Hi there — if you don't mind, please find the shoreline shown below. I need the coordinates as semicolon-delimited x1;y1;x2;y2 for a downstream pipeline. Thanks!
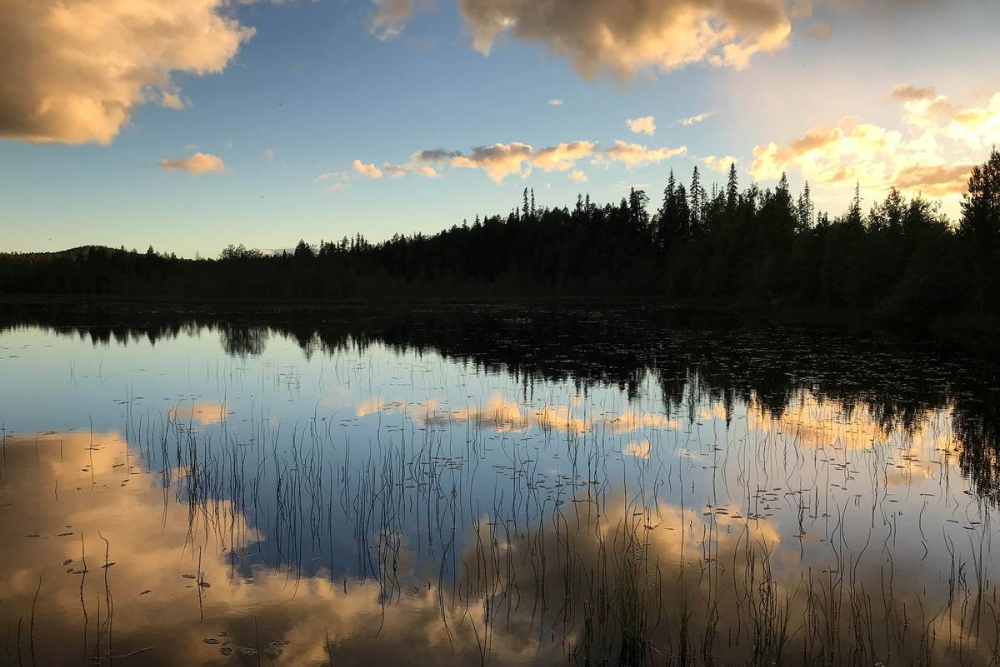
1;294;997;351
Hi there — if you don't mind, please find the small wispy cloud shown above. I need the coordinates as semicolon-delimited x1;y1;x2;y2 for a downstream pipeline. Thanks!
548;98;565;106
678;111;716;126
810;23;832;40
314;171;349;183
369;0;414;41
161;91;185;110
263;148;275;161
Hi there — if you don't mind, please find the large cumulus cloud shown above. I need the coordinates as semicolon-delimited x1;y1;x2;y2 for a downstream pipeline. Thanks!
0;0;254;145
456;0;793;78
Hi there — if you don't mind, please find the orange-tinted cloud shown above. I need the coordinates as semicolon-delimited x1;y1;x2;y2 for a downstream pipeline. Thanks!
449;143;535;183
0;0;253;145
626;116;657;136
352;159;384;179
532;141;597;172
457;0;792;79
700;155;739;173
751;87;1000;200
159;152;226;175
369;0;415;41
595;140;688;169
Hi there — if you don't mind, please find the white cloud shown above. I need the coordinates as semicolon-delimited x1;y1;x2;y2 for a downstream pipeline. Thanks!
548;99;565;106
370;0;415;41
0;0;254;145
159;152;226;175
626;116;657;136
352;159;384;179
314;171;350;183
264;148;276;161
457;0;792;79
382;162;440;178
679;111;716;126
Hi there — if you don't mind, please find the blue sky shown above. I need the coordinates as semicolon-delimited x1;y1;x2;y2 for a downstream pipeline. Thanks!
1;0;999;256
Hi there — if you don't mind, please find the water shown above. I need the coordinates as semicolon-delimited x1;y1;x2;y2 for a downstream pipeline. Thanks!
1;305;999;666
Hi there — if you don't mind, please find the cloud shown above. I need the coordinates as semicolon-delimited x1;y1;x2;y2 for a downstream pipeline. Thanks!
264;148;276;161
168;402;227;426
0;0;254;145
548;99;565;106
457;0;793;79
326;183;350;192
569;170;588;183
700;155;739;173
314;171;350;183
404;139;686;182
159;152;226;175
161;92;186;111
413;149;464;163
894;163;974;197
449;143;535;183
809;22;832;39
751;121;901;185
383;163;409;178
533;141;596;172
352;159;384;179
626;116;657;136
892;84;937;101
382;162;439;178
750;86;1000;200
369;0;415;41
679;111;716;126
595;140;688;169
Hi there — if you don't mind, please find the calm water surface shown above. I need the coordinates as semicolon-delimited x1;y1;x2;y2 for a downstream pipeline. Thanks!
1;307;999;666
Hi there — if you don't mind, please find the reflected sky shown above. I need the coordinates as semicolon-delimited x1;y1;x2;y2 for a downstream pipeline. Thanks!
1;316;998;666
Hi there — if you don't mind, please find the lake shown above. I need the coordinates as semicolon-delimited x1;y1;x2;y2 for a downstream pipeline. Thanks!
1;305;999;666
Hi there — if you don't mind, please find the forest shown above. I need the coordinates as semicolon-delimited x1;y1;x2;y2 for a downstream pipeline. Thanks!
1;149;998;327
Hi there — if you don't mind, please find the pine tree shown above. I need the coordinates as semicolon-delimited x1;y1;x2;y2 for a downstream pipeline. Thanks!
960;147;1000;309
797;181;814;230
656;170;678;255
847;182;863;228
726;163;739;215
961;147;1000;241
690;166;703;236
675;184;690;240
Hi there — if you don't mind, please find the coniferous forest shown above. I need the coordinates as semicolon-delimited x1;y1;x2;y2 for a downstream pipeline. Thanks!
2;149;999;327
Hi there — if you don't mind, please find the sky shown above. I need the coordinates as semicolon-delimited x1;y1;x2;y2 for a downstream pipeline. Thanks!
1;0;999;257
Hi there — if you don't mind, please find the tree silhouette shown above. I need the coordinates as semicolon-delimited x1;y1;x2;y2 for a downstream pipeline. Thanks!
1;151;998;327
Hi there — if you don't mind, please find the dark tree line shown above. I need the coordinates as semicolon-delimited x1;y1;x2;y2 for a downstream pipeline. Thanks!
2;149;999;325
